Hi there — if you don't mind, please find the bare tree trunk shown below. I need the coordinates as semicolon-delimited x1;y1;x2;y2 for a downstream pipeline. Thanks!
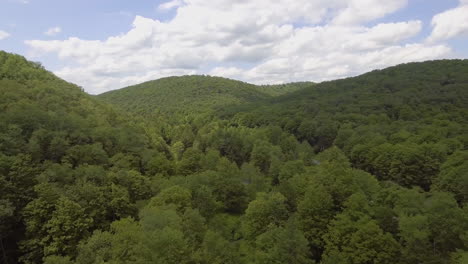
0;237;8;264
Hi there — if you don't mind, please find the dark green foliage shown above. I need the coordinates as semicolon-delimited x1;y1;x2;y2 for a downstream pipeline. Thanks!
432;150;468;204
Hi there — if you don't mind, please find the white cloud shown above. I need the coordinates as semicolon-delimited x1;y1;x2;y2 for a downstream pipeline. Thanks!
8;0;29;4
44;26;62;36
26;0;453;94
158;0;184;11
427;2;468;42
332;0;408;25
0;30;10;40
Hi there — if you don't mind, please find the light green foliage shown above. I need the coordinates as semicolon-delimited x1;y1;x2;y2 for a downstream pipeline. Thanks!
397;191;468;263
297;184;334;259
197;230;240;264
242;192;289;239
254;220;313;264
76;218;145;264
144;227;191;264
97;75;302;117
451;251;468;264
323;194;401;264
149;185;193;212
0;51;160;263
139;206;182;232
21;197;92;262
108;170;152;202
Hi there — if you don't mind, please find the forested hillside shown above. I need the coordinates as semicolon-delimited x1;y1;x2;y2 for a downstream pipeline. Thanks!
1;51;467;264
255;81;314;96
97;76;313;117
0;51;170;264
226;60;468;192
98;76;268;116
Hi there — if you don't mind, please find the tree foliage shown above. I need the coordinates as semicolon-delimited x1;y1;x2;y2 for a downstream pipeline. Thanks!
1;51;467;264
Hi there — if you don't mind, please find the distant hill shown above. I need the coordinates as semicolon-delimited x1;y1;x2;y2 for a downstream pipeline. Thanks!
97;75;311;116
230;60;468;123
256;82;314;96
227;59;468;189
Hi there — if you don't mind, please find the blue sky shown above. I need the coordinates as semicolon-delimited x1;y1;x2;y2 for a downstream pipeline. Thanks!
0;0;175;67
1;0;467;94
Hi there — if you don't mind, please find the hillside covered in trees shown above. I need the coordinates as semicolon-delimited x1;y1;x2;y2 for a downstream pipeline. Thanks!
1;51;467;264
97;76;312;117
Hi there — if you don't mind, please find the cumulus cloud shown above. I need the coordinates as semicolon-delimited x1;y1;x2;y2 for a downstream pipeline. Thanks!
0;30;10;40
44;27;62;36
26;0;453;94
158;0;184;11
332;0;408;25
427;1;468;42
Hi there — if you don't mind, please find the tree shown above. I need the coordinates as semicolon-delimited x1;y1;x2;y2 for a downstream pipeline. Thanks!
212;174;249;214
21;197;91;262
63;143;109;168
242;192;289;239
297;184;334;260
43;198;92;257
432;151;468;204
149;185;192;213
323;194;401;264
250;141;279;174
144;227;191;264
197;230;240;264
254;219;313;264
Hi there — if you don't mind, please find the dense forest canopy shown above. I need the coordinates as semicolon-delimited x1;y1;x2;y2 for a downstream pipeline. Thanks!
97;75;313;118
0;50;467;264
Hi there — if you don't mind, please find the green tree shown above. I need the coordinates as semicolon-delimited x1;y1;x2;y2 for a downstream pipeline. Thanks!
432;151;468;204
242;192;289;239
323;194;401;264
149;185;192;213
297;184;334;259
197;230;240;264
254;219;313;264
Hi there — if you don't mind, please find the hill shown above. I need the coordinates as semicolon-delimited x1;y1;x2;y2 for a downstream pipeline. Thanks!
0;51;169;264
255;81;314;96
97;75;271;116
97;76;313;116
227;60;468;190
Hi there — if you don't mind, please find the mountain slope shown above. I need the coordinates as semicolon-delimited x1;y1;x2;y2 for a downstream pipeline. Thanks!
97;75;273;115
227;59;468;190
256;81;314;96
0;51;167;264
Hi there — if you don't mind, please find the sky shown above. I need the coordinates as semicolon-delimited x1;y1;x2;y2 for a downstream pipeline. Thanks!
1;0;468;94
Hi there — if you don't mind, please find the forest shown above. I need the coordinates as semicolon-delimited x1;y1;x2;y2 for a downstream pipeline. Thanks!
0;50;467;264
